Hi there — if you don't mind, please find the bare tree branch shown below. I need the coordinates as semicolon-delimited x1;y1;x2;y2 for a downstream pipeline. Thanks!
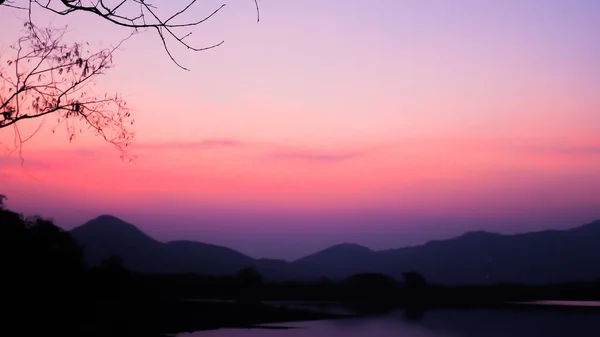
1;0;261;71
1;22;135;159
0;0;27;10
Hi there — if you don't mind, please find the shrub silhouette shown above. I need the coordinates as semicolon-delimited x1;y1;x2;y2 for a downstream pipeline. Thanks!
1;208;86;336
402;271;428;288
402;271;429;308
235;266;263;306
345;273;399;312
0;206;160;336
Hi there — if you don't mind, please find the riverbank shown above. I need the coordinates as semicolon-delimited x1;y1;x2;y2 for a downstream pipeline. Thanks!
160;298;600;336
156;300;352;335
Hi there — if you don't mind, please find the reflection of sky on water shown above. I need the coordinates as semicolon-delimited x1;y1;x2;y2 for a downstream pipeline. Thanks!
178;306;600;337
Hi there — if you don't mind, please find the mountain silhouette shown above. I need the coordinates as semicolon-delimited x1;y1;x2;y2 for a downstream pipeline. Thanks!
71;216;600;284
71;215;162;271
71;215;254;275
293;243;378;280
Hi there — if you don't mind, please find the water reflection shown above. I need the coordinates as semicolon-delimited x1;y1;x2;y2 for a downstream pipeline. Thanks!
425;308;600;337
178;306;600;337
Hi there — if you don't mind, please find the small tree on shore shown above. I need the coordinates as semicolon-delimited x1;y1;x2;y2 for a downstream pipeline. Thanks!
402;271;428;288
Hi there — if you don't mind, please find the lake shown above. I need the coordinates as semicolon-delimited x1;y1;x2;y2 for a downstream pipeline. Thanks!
177;305;600;337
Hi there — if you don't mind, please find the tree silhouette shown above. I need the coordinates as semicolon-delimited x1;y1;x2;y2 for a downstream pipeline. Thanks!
402;271;428;288
236;266;263;284
1;0;260;71
1;204;88;335
0;202;163;335
402;271;428;308
345;273;399;312
236;266;263;305
0;194;6;209
0;210;84;275
0;22;134;156
97;254;127;273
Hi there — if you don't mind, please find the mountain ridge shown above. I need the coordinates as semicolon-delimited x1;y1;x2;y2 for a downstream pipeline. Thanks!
70;215;600;284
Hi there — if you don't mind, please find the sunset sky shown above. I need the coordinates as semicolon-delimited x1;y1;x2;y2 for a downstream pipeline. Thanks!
1;0;599;259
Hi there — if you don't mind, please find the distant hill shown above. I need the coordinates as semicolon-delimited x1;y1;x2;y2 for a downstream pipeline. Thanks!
71;215;254;276
71;216;600;284
70;215;164;271
373;221;600;284
293;243;378;280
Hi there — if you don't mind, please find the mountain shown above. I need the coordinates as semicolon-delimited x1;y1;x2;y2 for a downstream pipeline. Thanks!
162;240;254;276
376;222;600;284
70;216;600;285
293;243;378;280
71;215;254;276
70;215;164;271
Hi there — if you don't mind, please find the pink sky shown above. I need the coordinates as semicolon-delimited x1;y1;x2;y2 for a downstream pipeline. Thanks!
1;1;600;259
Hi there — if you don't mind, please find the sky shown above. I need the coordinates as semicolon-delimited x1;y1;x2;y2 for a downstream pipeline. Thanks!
1;0;599;260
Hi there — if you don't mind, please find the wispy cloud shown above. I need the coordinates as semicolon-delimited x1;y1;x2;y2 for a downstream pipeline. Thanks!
136;138;382;164
0;155;55;169
0;155;59;183
516;143;600;156
1;137;387;173
544;145;600;156
74;148;100;157
268;149;368;163
135;138;244;151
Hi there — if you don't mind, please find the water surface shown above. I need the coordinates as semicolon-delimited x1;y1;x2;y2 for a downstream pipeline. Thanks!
520;300;600;307
178;308;600;337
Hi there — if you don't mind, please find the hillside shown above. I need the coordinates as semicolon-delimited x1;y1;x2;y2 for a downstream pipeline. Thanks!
71;215;254;276
71;216;600;284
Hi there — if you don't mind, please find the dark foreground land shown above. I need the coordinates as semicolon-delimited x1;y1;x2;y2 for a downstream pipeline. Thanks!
3;206;600;336
1;207;345;336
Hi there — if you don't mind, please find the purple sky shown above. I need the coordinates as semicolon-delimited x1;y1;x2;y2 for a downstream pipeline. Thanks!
1;0;600;259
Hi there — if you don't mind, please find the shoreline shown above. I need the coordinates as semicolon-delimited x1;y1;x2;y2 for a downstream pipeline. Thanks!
161;299;600;335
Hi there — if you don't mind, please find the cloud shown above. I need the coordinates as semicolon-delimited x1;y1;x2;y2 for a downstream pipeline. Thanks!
0;155;55;169
517;143;600;156
135;138;244;151
268;149;367;163
134;138;377;164
1;137;387;172
264;141;393;164
74;148;99;157
547;146;600;156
